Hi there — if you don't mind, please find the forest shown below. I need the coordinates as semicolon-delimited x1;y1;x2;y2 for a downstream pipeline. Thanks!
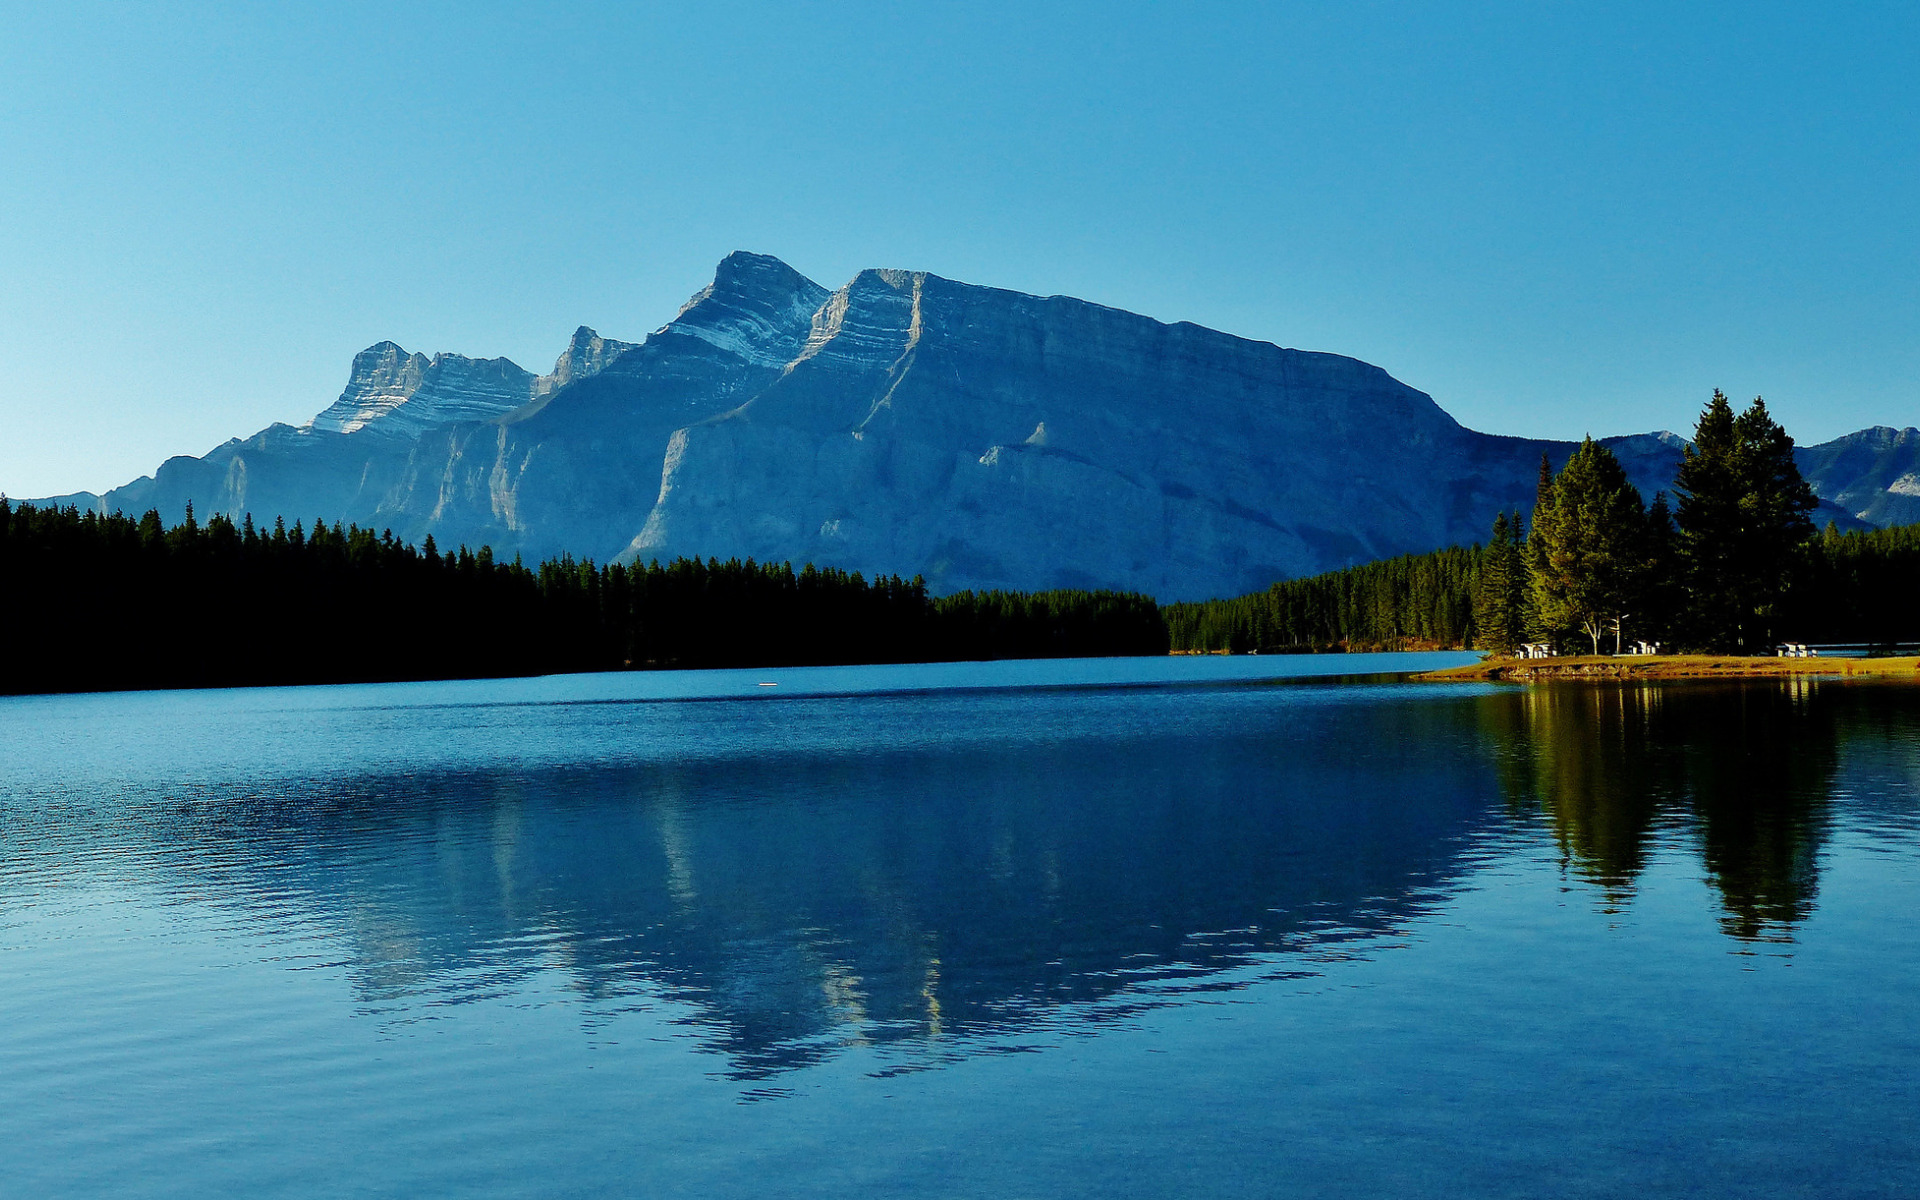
1167;518;1920;656
0;500;1165;695
1168;393;1920;656
1163;546;1482;654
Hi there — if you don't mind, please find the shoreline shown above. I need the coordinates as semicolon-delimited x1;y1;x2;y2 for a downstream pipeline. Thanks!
1418;654;1920;683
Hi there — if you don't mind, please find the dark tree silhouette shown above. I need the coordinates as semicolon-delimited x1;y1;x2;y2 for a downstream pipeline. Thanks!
1674;392;1818;651
1472;511;1529;655
0;499;1168;696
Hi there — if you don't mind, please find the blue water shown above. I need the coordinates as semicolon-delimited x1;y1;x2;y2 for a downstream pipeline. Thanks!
4;653;1918;1198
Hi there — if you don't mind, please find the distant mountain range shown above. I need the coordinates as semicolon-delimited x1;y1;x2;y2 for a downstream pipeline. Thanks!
30;252;1920;600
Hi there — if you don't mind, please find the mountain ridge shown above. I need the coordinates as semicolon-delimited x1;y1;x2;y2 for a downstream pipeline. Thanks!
24;252;1910;600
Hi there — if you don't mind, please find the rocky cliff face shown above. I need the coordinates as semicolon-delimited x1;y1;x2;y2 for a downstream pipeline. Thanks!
533;327;642;399
33;253;1917;599
632;268;1493;595
308;344;538;440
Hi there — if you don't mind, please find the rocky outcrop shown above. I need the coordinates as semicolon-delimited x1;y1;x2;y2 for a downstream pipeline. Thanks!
371;252;833;558
533;327;640;399
30;253;1919;599
308;344;537;440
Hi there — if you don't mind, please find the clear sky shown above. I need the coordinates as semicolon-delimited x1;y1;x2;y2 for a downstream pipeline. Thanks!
3;1;1915;498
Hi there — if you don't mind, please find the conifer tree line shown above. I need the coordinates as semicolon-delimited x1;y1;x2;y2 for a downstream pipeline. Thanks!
1170;392;1920;656
1163;546;1481;654
0;500;1166;696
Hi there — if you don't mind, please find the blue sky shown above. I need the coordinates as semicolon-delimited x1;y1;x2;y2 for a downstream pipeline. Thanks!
3;1;1915;497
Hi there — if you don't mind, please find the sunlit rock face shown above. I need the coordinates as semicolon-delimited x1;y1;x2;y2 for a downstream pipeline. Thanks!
382;252;833;559
308;344;537;440
32;253;1913;598
632;268;1504;596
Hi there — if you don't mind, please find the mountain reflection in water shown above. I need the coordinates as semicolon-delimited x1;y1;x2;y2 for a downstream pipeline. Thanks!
96;693;1495;1077
2;672;1911;1080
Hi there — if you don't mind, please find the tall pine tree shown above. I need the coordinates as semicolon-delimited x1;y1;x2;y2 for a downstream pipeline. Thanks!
1673;392;1817;651
1530;439;1651;654
1638;493;1679;649
1473;510;1529;654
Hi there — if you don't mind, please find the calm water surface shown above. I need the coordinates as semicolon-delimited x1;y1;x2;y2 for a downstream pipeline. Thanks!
3;653;1917;1198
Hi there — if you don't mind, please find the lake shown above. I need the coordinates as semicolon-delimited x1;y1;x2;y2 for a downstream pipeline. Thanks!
4;653;1917;1198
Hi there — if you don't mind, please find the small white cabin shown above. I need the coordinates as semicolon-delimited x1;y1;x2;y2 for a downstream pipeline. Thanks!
1517;643;1556;659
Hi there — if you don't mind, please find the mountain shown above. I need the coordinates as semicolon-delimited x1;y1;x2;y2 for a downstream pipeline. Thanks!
25;253;1911;600
1797;427;1920;530
308;344;533;439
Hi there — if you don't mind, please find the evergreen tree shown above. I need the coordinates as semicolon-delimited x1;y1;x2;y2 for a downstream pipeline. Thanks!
1529;438;1650;654
1673;392;1817;650
1525;455;1554;641
1473;511;1512;652
1503;509;1533;649
1638;493;1679;648
1473;511;1528;654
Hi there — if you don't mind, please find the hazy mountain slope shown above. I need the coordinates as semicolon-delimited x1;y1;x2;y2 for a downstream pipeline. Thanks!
1798;426;1920;529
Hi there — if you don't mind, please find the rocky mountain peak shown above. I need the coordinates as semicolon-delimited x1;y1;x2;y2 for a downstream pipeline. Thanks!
535;326;640;397
661;252;830;368
796;269;923;369
307;341;535;440
1840;426;1918;448
1798;424;1920;527
710;250;818;295
308;342;432;435
352;341;430;381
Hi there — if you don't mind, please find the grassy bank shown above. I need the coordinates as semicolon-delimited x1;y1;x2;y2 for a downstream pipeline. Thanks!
1419;654;1920;683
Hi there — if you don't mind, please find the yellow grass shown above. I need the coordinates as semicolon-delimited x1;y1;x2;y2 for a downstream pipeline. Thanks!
1419;654;1920;683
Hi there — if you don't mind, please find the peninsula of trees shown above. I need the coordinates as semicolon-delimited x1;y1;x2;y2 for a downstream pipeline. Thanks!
1168;393;1920;656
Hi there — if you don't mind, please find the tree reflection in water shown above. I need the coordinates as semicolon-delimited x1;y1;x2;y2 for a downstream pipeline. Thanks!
1482;679;1840;940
